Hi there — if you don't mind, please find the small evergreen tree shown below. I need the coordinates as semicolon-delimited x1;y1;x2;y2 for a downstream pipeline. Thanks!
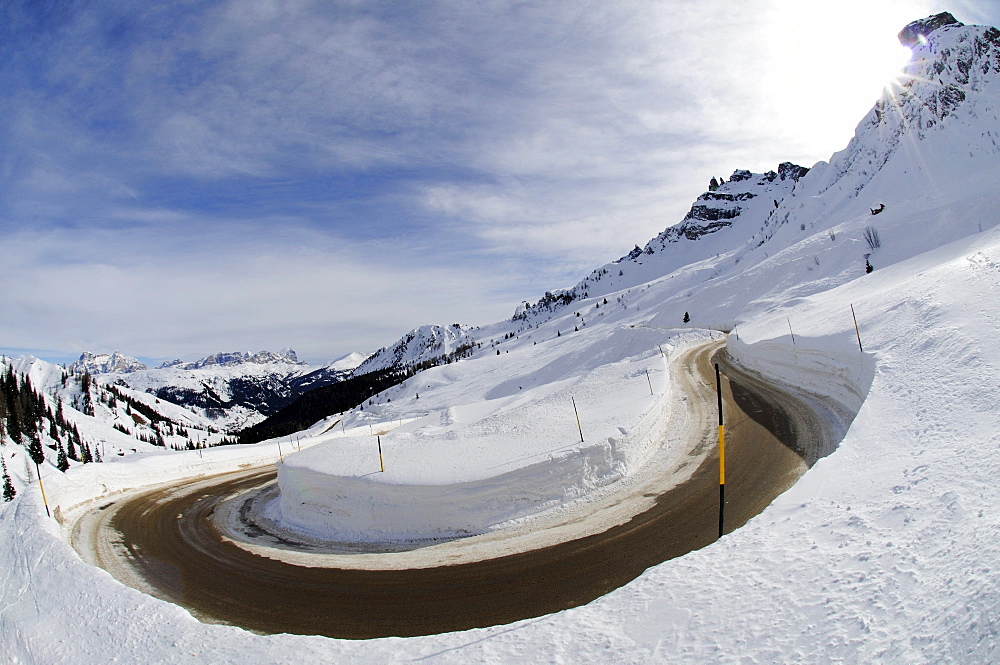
683;311;691;323
28;434;45;466
1;454;14;502
57;441;69;472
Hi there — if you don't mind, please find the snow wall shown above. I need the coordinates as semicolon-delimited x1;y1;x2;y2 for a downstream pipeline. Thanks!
272;338;698;543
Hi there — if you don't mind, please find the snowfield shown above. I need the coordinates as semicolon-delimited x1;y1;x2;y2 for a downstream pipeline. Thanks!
3;13;1000;664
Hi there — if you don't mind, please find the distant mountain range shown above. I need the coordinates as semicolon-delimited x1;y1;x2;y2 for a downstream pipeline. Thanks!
67;348;364;430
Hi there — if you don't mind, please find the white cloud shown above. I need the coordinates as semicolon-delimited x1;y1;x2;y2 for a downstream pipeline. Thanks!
0;222;519;363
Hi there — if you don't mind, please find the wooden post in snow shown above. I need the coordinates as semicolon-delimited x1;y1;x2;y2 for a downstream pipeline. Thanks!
572;397;584;443
851;304;863;352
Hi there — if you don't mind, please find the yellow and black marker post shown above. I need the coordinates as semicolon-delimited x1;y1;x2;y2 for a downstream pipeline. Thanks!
378;435;384;472
715;363;725;538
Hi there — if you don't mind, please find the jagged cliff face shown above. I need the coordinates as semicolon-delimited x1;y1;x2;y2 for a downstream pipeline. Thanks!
642;162;809;251
158;348;302;370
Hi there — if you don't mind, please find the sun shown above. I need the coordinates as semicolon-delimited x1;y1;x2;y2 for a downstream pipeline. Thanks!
761;3;927;152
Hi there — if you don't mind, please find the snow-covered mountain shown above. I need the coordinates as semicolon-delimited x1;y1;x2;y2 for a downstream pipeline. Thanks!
69;351;147;374
158;348;303;370
355;324;477;373
2;354;228;463
78;348;363;431
5;12;1000;664
513;160;811;325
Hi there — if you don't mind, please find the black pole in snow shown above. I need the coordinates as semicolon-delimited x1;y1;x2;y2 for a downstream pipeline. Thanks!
715;363;725;538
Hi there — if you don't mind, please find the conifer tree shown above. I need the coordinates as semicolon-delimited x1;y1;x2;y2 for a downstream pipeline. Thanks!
683;311;691;323
28;433;45;466
57;441;69;472
1;454;14;502
67;435;78;462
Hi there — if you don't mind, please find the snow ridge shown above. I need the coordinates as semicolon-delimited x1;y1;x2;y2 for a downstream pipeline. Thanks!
159;348;303;370
355;324;477;373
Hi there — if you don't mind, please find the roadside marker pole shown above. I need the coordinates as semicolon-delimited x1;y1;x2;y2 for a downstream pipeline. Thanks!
277;441;283;462
572;397;584;443
377;435;384;472
850;304;863;352
35;463;51;518
645;369;654;395
787;318;796;347
715;363;725;538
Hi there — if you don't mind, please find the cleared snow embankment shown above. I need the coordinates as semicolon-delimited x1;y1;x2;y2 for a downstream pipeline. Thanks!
273;330;706;542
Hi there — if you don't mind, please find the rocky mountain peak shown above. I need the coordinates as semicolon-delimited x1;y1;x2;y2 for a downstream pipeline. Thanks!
158;349;303;370
898;12;963;48
69;351;147;375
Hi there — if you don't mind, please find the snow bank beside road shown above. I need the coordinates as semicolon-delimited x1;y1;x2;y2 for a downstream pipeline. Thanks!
274;330;701;542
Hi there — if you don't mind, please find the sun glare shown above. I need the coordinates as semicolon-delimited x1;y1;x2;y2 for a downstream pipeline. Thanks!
762;3;929;154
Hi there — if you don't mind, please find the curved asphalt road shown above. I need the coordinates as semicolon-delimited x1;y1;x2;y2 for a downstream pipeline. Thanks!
74;342;839;639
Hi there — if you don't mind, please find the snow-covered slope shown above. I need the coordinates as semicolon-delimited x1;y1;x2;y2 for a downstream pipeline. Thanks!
3;12;1000;664
513;162;810;325
355;324;478;373
0;354;230;492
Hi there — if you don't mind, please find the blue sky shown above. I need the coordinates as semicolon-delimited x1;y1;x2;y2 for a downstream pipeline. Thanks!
3;0;997;365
